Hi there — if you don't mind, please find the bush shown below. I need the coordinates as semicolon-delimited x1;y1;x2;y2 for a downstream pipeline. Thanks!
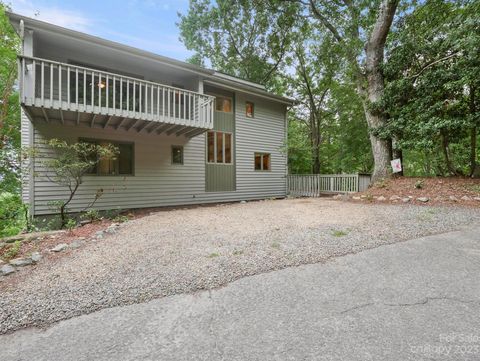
81;209;101;222
0;192;26;237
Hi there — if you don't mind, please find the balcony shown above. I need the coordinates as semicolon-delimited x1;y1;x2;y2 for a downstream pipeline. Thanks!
18;56;215;137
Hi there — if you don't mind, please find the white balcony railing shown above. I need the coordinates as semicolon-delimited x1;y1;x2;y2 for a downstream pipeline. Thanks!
18;56;215;130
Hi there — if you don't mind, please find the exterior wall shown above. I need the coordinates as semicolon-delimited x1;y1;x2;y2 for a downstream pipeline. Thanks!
20;109;32;207
25;90;287;215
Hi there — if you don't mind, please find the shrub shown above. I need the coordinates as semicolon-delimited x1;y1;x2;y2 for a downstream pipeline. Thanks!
82;209;101;222
3;240;22;260
0;192;26;237
414;180;424;189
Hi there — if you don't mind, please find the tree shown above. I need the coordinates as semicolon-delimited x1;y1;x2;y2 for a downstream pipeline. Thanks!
299;0;400;181
178;0;298;87
0;3;21;193
41;139;118;227
383;0;480;176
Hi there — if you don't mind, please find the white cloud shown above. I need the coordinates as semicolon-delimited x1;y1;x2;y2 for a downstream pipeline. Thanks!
8;0;92;31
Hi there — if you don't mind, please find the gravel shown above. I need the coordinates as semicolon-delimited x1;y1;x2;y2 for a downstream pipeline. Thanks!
1;198;480;334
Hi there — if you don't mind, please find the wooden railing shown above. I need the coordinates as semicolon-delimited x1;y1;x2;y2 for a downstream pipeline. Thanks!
287;174;371;196
18;56;215;129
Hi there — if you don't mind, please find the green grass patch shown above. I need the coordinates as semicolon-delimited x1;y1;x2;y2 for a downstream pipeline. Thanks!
207;252;220;258
271;242;280;249
332;230;349;237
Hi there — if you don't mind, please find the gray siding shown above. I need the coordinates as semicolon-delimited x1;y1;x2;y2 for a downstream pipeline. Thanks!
26;90;287;215
20;109;32;207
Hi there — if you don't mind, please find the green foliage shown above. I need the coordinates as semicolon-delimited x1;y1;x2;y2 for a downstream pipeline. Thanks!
414;180;424;189
383;0;480;176
0;3;21;194
0;192;26;237
332;230;348;237
81;209;101;222
3;240;22;260
41;139;119;227
112;214;130;223
65;218;77;231
178;0;299;88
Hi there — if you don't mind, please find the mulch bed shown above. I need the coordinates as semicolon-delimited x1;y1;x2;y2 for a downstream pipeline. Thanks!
353;176;480;207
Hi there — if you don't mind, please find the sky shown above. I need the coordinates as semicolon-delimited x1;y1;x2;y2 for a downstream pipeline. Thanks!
7;0;194;61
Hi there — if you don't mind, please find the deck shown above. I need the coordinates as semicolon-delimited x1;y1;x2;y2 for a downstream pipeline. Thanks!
18;56;215;137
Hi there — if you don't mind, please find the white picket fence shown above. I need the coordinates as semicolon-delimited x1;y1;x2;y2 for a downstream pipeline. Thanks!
287;174;371;197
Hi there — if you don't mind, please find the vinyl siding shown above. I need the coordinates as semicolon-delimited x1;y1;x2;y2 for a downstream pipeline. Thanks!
20;109;32;207
26;90;287;215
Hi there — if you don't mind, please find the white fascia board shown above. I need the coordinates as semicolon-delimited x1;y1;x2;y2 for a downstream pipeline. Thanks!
204;79;295;105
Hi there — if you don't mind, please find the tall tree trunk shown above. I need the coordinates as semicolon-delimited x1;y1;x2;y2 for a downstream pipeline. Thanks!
312;136;321;174
470;127;478;177
441;132;456;176
469;85;479;177
360;0;398;182
308;0;398;181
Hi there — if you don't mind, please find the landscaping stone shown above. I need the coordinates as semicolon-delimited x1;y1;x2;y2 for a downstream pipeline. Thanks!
240;200;247;204
402;198;411;203
31;252;42;263
9;258;33;267
70;241;82;249
449;196;458;202
80;220;92;226
352;196;361;200
105;226;118;234
1;264;16;276
95;231;104;239
417;197;429;203
389;195;401;201
474;197;480;202
461;195;472;201
377;196;386;201
51;243;68;252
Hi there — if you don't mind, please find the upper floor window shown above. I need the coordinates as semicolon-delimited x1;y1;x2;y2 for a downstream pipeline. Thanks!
215;96;232;113
246;102;254;118
80;138;134;176
207;131;232;164
254;153;270;171
172;145;184;165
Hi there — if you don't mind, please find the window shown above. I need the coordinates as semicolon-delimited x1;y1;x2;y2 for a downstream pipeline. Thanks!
246;101;254;118
254;153;270;171
80;138;134;176
171;145;184;165
215;96;232;113
207;131;232;164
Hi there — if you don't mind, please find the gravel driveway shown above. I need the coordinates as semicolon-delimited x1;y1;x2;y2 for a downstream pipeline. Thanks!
1;198;480;334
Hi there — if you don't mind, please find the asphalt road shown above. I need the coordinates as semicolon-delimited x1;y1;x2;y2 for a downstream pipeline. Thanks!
1;225;480;361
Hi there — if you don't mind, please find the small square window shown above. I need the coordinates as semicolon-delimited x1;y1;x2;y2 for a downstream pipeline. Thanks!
254;153;271;171
246;102;254;118
172;145;184;165
215;96;232;113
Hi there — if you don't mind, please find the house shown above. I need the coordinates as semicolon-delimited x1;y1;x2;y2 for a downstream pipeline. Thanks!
7;12;293;216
